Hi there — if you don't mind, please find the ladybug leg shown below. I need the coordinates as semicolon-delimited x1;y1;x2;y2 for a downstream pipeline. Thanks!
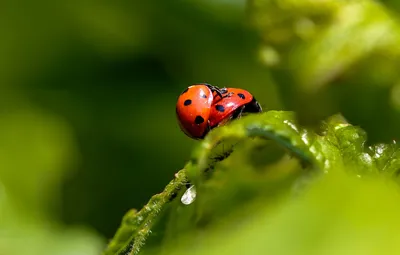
231;101;261;122
200;120;212;139
204;83;228;99
231;105;246;120
222;92;234;98
216;90;234;100
213;87;229;100
204;83;221;93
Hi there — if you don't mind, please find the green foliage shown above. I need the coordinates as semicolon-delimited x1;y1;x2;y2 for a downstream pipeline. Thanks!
0;104;104;255
4;0;400;254
105;110;400;254
250;0;400;142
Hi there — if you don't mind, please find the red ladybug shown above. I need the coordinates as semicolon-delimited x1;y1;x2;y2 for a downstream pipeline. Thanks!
209;88;262;128
176;84;227;139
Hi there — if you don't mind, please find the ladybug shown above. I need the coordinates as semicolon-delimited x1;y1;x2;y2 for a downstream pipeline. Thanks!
176;84;227;139
209;87;262;128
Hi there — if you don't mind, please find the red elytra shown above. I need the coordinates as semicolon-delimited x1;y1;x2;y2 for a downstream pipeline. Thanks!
209;88;262;128
176;84;262;140
176;84;226;139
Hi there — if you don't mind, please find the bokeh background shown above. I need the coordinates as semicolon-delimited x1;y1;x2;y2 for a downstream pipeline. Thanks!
3;0;400;254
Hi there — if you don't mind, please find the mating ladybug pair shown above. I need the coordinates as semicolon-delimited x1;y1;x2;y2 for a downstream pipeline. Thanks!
176;83;262;139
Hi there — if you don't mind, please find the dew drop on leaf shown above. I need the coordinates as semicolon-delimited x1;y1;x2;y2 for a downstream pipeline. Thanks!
181;185;196;205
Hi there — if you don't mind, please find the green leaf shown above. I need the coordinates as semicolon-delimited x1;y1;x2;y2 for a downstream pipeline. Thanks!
106;110;400;254
160;170;400;255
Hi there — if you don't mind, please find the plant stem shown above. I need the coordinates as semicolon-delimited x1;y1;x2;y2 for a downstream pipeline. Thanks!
102;169;189;255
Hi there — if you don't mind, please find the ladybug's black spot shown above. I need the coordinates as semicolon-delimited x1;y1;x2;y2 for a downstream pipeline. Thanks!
238;93;245;99
180;88;189;95
215;105;225;112
184;99;192;106
194;116;205;124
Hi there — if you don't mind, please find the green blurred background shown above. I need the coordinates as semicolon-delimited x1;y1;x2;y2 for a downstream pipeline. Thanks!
3;0;400;254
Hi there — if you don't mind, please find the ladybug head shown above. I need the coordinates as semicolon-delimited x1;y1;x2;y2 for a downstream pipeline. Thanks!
245;98;263;113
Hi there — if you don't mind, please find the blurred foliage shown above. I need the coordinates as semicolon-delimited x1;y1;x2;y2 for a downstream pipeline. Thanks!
250;0;400;143
3;0;400;254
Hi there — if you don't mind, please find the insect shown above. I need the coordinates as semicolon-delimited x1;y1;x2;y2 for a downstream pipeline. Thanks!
209;87;262;128
176;84;262;139
176;84;227;139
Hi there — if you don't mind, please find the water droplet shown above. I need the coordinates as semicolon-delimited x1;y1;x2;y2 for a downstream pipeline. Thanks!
181;185;196;205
